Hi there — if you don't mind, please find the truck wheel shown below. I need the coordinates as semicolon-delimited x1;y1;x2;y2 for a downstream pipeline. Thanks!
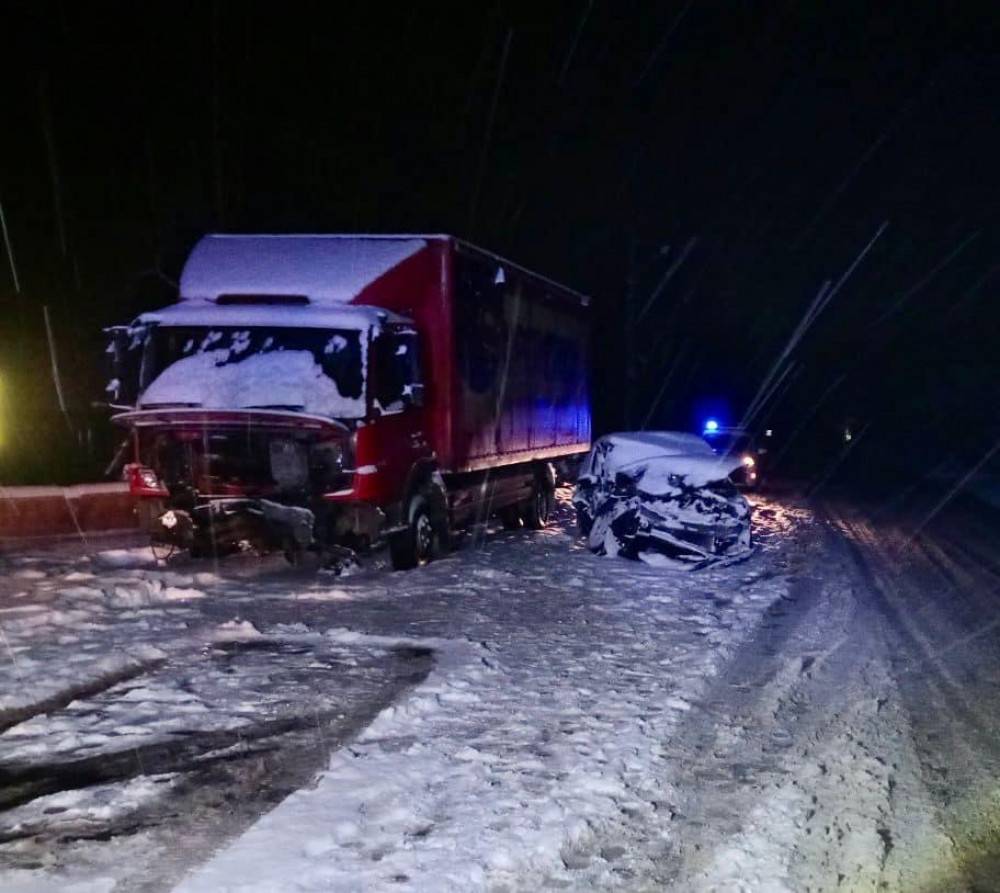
389;490;445;570
150;539;176;561
283;536;305;566
522;479;552;530
499;506;522;530
189;533;214;560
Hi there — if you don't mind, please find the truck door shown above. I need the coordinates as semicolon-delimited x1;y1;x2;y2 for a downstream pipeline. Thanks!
357;328;430;502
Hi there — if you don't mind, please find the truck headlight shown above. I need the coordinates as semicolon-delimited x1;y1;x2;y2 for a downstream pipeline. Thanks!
126;463;169;497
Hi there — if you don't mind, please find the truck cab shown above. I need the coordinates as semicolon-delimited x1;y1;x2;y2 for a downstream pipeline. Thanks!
111;302;429;558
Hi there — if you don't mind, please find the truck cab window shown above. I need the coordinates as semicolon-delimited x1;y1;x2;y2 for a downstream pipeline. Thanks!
371;331;421;414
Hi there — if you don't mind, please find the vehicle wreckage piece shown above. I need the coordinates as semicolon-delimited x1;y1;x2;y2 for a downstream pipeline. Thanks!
573;432;752;565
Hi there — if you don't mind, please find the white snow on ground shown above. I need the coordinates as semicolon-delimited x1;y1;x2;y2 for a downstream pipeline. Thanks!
1;873;116;893
0;775;178;841
92;548;162;569
0;554;211;729
211;619;264;641
0;493;920;891
0;645;166;720
175;517;791;891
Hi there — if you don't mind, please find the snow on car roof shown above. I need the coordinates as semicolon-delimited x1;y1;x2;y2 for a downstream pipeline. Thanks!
138;302;410;330
598;431;717;460
179;234;427;304
593;431;741;488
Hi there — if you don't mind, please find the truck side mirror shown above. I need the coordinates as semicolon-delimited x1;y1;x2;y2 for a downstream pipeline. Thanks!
103;326;134;406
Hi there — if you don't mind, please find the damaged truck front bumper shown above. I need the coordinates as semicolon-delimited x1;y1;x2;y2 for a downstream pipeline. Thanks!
147;498;315;557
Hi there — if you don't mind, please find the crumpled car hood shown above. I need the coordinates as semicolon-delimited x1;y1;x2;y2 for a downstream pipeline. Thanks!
574;431;753;565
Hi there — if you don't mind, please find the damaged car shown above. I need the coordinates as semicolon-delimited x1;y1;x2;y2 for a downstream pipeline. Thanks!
572;432;752;566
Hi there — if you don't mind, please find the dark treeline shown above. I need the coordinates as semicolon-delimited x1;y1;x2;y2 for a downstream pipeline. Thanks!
1;2;997;487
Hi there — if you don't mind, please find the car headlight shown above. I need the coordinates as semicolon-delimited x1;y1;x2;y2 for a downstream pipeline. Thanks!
741;455;755;468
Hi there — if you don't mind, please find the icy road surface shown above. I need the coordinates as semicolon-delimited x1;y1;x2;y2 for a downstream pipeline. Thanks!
0;489;999;891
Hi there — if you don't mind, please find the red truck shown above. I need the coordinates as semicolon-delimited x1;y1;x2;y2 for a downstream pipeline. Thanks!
107;234;591;569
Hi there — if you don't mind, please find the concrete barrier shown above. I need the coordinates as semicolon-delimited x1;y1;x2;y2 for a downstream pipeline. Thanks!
0;483;137;541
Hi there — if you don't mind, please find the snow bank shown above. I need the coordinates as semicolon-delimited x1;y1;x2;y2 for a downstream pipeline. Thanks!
0;872;116;893
139;349;365;418
94;548;160;569
0;645;167;722
105;580;206;608
212;620;264;642
0;774;177;840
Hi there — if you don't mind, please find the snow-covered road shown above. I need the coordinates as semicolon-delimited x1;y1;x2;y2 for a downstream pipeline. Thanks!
0;489;998;891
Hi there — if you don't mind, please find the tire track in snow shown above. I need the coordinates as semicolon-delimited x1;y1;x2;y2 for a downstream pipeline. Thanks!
0;650;167;735
548;507;925;891
827;502;1000;891
0;636;433;892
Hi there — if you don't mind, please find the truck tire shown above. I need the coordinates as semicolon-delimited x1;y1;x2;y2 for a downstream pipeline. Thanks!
389;489;446;570
522;477;552;530
499;506;522;530
282;535;305;566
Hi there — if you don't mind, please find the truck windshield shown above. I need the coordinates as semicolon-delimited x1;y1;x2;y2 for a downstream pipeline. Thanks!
148;326;365;403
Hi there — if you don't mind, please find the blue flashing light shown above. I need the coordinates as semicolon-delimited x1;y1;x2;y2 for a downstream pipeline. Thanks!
703;418;719;434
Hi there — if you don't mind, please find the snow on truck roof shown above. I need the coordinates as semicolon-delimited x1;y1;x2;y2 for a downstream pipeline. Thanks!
138;302;410;331
179;234;428;304
177;233;591;306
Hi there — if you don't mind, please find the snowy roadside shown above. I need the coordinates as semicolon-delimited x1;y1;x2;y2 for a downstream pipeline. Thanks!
0;543;434;893
0;554;214;732
174;497;800;892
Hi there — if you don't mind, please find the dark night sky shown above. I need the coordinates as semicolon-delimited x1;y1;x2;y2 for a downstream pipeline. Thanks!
1;1;998;485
